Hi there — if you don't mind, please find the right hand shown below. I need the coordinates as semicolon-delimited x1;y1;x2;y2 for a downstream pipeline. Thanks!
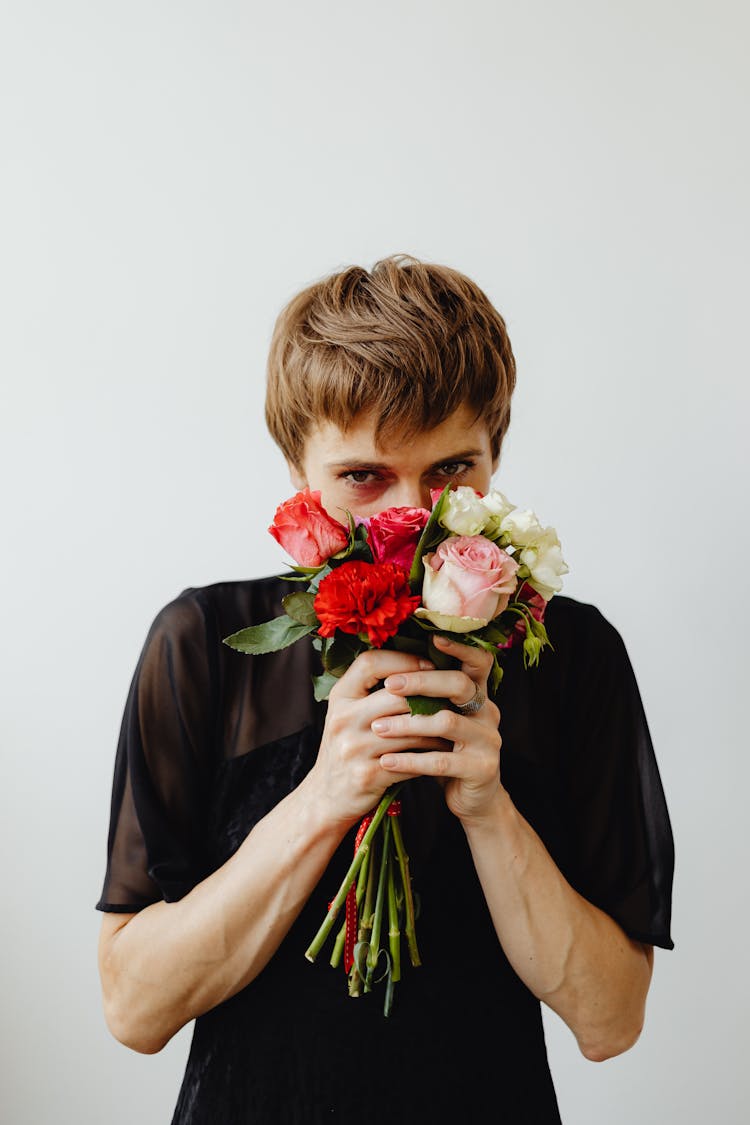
304;648;451;830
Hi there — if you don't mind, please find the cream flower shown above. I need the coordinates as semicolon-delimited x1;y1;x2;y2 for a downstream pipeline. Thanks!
481;489;517;538
438;486;489;537
519;528;569;600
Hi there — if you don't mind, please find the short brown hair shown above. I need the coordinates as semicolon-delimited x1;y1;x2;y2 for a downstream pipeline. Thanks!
265;253;517;467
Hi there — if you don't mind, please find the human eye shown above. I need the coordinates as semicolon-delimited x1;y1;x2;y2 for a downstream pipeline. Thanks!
339;469;382;487
433;460;475;478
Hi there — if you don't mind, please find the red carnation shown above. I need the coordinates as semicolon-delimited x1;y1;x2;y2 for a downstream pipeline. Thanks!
314;561;421;648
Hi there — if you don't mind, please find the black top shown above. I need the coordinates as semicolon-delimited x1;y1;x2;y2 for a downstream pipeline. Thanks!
97;577;675;1125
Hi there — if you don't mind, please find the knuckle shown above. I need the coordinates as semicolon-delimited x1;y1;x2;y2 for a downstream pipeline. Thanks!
437;709;459;736
484;700;500;727
433;753;450;777
352;761;371;790
326;710;347;738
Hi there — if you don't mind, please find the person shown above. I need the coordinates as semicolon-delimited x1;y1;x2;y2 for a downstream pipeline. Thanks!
96;253;675;1124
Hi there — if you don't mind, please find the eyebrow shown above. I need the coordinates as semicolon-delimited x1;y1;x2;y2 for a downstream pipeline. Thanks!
325;448;487;471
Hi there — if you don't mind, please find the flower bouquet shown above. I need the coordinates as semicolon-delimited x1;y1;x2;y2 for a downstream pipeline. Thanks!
223;483;568;1014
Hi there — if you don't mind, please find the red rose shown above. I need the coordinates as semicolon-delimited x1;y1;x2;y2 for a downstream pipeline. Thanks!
314;560;421;648
268;488;349;567
366;505;430;571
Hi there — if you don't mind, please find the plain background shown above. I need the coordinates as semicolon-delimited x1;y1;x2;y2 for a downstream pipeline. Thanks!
2;2;748;1122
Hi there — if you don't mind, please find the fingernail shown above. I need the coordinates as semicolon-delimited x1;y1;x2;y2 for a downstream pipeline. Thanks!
372;718;390;732
434;635;451;646
419;659;434;669
384;675;406;690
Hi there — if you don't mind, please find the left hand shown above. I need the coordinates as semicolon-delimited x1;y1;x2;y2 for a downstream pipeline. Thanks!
372;634;503;823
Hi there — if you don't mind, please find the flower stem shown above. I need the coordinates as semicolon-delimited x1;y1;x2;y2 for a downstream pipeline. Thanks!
387;853;401;983
305;784;403;963
329;842;371;969
391;812;421;967
365;818;392;992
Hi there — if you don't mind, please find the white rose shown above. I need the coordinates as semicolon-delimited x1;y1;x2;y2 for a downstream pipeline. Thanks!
519;528;569;600
438;485;489;536
482;489;517;538
498;507;546;547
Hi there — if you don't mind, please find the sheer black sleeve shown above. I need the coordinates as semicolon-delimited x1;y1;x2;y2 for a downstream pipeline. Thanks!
96;589;216;912
560;602;675;949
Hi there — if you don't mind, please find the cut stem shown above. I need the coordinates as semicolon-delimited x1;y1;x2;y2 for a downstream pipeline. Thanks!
305;784;403;962
387;852;401;983
329;839;372;969
391;812;421;967
365;818;392;992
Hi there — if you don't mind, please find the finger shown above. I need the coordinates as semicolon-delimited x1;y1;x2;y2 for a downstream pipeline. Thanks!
332;649;434;700
382;669;481;709
432;635;494;680
342;686;412;724
379;749;467;778
368;711;499;747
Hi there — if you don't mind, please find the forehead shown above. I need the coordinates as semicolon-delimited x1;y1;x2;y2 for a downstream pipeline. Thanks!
306;404;492;466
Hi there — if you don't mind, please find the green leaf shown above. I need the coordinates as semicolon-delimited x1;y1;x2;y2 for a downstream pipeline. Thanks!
322;633;364;676
330;514;374;564
312;671;339;701
477;620;512;646
222;615;316;655
282;591;319;626
388;633;429;656
406;694;450;716
408;484;451;587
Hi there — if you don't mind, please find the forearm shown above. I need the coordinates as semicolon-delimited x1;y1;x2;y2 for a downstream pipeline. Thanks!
99;775;345;1053
463;787;653;1061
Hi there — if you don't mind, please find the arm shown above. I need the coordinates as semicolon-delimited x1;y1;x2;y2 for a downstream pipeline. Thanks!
98;649;448;1054
463;789;654;1061
375;635;654;1062
98;777;346;1055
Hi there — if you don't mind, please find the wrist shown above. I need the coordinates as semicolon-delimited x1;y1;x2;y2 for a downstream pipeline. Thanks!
460;783;521;843
292;769;360;842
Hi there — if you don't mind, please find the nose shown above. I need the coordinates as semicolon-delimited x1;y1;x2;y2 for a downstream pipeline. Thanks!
390;482;432;511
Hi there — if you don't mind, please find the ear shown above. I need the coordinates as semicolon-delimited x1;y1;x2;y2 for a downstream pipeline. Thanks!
287;460;307;491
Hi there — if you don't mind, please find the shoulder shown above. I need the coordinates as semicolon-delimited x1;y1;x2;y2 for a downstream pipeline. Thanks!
148;575;291;641
542;593;628;660
527;594;633;703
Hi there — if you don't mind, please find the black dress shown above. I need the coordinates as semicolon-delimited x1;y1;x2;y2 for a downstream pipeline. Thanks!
96;576;675;1125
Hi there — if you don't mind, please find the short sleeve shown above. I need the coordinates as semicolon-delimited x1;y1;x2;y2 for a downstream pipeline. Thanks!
561;605;675;949
96;589;216;912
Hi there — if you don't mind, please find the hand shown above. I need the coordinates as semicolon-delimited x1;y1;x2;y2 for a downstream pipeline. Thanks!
305;648;453;831
370;635;503;824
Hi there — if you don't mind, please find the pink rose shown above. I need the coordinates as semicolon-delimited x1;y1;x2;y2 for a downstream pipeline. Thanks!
268;488;349;567
366;505;431;571
419;535;519;627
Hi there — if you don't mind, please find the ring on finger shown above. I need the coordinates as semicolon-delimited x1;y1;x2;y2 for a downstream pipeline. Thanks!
454;683;486;715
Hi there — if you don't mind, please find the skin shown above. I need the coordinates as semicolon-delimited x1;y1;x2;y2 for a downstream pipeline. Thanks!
98;403;653;1060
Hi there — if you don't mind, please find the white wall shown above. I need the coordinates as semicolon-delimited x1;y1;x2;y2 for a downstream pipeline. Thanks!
2;2;747;1121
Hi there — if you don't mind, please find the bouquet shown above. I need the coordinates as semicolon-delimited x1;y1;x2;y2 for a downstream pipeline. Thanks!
223;483;568;1014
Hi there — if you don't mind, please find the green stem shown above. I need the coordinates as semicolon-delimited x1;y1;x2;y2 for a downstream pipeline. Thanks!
391;812;421;967
305;784;403;962
365;818;392;992
348;834;378;997
329;841;371;969
387;852;401;983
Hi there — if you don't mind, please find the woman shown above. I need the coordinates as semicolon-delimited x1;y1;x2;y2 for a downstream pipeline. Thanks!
97;254;674;1123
